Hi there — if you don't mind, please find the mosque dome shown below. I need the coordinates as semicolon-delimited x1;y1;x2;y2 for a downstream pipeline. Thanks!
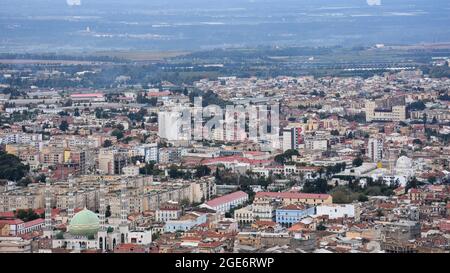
396;156;412;170
69;208;100;237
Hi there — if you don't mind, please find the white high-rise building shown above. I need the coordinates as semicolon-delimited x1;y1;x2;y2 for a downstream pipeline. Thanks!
158;111;191;141
141;143;158;163
282;126;304;152
282;128;293;152
367;137;384;162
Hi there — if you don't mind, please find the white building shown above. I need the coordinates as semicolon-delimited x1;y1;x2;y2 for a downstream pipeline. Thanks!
316;204;359;221
201;191;249;213
155;202;182;223
0;237;32;253
158;110;190;141
305;139;328;151
234;205;255;225
140;143;158;163
122;165;140;177
365;101;406;122
367;137;384;162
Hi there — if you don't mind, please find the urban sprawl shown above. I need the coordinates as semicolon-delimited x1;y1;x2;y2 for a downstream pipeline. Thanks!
0;63;449;253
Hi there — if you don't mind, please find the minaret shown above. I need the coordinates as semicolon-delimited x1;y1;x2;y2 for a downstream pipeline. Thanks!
119;179;129;244
68;175;75;224
43;178;53;239
97;177;107;251
99;178;106;231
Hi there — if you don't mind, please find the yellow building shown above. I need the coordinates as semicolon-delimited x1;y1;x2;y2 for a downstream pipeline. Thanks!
0;224;10;236
255;192;333;206
64;149;71;163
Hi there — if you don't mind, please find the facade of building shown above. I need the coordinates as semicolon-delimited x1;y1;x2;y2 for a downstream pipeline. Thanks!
365;101;406;122
316;204;360;221
0;237;32;253
201;191;249;213
122;165;140;177
275;205;316;227
156;202;182;223
255;192;333;206
367;137;384;163
164;212;207;232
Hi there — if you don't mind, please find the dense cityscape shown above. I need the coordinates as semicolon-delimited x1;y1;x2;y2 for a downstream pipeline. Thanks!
0;54;449;253
0;0;449;257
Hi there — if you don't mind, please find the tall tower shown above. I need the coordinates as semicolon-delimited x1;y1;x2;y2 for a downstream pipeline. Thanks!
119;179;129;244
43;178;53;239
68;175;75;224
97;177;107;251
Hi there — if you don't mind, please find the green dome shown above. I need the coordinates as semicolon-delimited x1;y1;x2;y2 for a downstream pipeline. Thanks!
69;208;100;237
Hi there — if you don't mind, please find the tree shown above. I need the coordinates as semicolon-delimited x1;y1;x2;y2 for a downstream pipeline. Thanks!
431;117;438;124
274;149;299;164
180;198;190;208
376;209;384;217
412;139;423;145
0;151;29;181
111;129;124;140
274;154;286;165
105;205;111;218
422;113;428;126
139;162;159;176
428;176;437;184
59;120;69;131
408;101;426;111
168;166;184;179
284;149;300;158
195;165;211;178
406;177;418;191
103;139;113;148
331;129;340;136
358;194;369;202
17;177;33;187
317;223;327;231
352;156;363;167
302;178;329;194
37;174;46;183
152;232;161;241
15;209;40;222
215;168;221;180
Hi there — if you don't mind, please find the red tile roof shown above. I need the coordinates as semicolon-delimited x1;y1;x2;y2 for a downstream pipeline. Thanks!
0;219;24;225
70;93;104;98
23;218;44;228
114;243;147;253
198;241;223;248
280;204;306;210
0;211;15;218
205;191;248;208
147;91;171;97
254;220;276;227
33;208;61;217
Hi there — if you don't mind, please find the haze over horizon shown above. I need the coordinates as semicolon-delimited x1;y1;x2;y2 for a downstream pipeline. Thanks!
1;0;450;53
